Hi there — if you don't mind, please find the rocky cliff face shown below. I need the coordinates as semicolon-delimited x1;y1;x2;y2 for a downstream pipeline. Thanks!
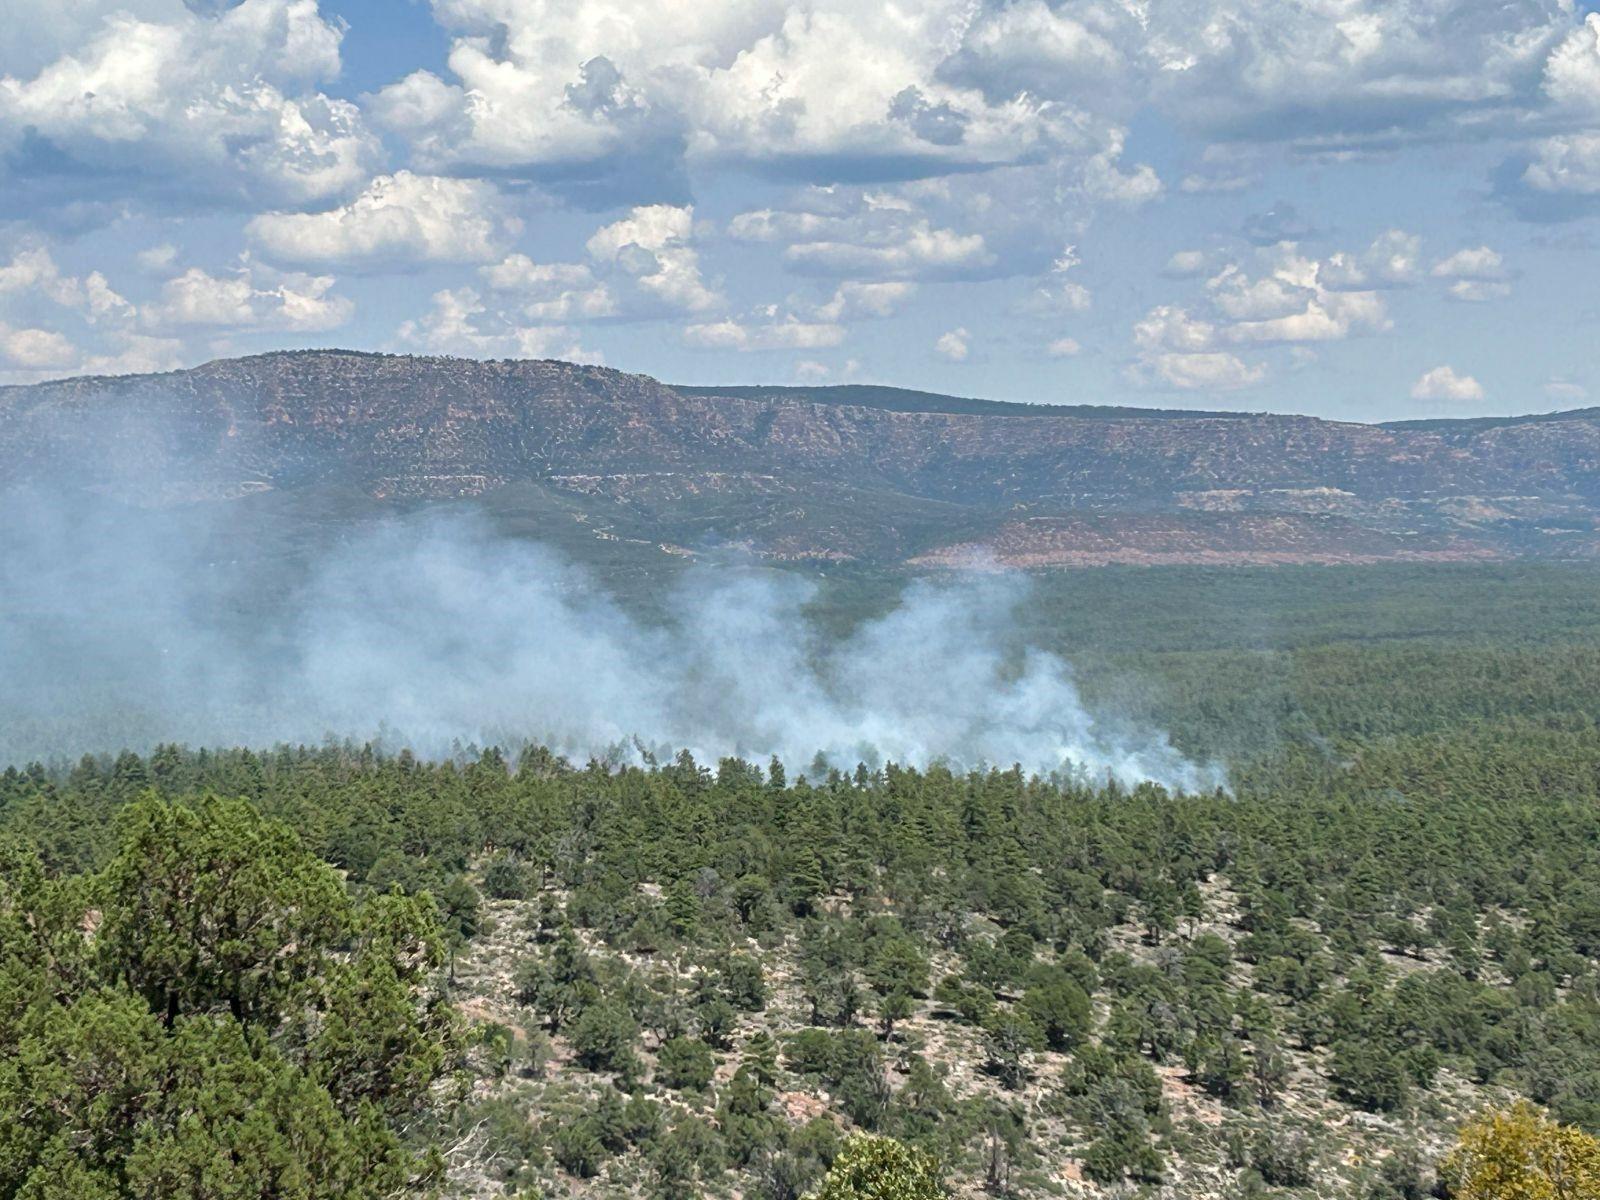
3;350;1597;566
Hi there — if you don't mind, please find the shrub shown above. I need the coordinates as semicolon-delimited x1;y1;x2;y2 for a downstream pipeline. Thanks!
812;1133;946;1200
657;1036;716;1091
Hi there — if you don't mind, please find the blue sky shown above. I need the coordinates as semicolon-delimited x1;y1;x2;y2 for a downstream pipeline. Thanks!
4;0;1600;420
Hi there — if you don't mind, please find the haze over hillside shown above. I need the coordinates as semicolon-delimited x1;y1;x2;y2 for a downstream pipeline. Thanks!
4;350;1599;568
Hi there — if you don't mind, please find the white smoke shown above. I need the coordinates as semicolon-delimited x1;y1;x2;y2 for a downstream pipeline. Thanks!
0;493;1221;790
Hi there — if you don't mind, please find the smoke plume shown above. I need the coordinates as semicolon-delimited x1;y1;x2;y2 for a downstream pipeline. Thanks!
0;489;1220;790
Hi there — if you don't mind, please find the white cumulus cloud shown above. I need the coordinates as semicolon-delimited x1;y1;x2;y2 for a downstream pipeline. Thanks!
1134;306;1217;353
369;0;1081;195
1163;250;1210;279
1137;351;1266;392
1431;246;1510;302
1320;230;1423;290
683;316;846;352
397;286;601;363
585;205;720;314
1544;12;1600;109
1523;132;1600;194
0;323;76;369
935;327;970;361
1432;246;1505;280
248;172;519;267
142;265;352;332
0;0;379;207
0;245;132;321
1411;365;1485;402
813;281;917;320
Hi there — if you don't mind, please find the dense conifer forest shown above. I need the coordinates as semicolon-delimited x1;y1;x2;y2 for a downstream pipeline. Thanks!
6;563;1600;1198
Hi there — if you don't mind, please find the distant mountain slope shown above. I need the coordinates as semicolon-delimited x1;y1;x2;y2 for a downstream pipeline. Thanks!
3;350;1598;567
1384;406;1600;433
673;382;1249;421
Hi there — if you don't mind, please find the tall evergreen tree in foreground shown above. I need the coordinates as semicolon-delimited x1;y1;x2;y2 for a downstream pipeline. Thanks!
0;795;455;1200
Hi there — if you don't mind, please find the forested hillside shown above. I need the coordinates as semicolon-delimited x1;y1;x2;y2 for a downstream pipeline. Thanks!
7;568;1600;1199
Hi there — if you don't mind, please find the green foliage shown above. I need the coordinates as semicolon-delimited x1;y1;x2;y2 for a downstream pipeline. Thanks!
1245;1126;1316;1188
97;795;350;1026
1330;1038;1412;1113
568;1001;639;1076
550;1121;606;1178
656;1036;716;1091
1064;1045;1167;1187
482;854;532;900
647;1114;723;1198
982;1011;1043;1091
784;1029;890;1130
1020;971;1092;1051
810;1133;946;1200
12;572;1600;1198
514;922;596;1032
1445;1101;1600;1199
720;951;767;1011
865;935;929;999
0;796;452;1200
